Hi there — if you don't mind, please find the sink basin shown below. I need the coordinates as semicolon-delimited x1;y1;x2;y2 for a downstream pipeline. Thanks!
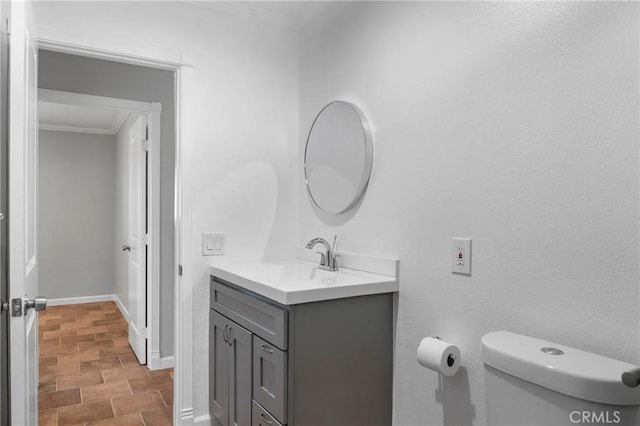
210;260;398;305
239;262;360;285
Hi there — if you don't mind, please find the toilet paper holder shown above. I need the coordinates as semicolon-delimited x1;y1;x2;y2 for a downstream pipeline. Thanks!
433;336;456;367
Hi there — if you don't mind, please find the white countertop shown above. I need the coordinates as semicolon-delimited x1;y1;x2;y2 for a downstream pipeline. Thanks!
209;259;399;305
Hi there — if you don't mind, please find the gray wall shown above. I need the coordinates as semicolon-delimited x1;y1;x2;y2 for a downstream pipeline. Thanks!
38;130;116;299
39;50;175;358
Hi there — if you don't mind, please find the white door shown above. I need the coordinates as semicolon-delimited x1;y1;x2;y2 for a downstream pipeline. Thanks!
127;115;148;364
9;1;42;425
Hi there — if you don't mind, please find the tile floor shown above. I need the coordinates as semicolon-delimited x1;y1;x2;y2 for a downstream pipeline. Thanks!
38;301;173;425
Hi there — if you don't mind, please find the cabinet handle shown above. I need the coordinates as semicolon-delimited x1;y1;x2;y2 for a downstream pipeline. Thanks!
227;326;233;346
261;344;274;353
222;324;229;343
260;413;273;425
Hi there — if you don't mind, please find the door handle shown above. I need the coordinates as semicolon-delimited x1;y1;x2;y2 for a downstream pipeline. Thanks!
122;245;131;252
11;296;47;317
25;296;47;312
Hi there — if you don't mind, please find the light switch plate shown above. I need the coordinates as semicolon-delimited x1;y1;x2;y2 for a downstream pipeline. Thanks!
203;233;225;256
452;238;471;275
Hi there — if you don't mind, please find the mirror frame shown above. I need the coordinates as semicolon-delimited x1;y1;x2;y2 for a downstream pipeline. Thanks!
304;100;373;214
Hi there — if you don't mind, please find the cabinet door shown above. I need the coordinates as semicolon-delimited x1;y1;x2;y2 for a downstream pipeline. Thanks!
228;320;252;426
210;310;230;426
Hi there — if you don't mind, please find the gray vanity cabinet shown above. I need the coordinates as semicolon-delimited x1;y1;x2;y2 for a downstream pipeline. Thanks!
210;276;393;426
209;309;253;426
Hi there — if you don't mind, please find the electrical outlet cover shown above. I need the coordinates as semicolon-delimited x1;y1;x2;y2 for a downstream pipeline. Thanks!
452;238;471;275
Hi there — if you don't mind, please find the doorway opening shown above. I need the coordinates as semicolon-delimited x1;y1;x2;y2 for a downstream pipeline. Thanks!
38;89;162;364
3;31;185;423
36;90;171;424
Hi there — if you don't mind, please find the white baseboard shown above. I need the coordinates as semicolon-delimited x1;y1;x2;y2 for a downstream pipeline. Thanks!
149;353;175;370
194;414;211;426
48;294;130;324
178;408;196;425
47;294;116;306
160;355;175;369
149;350;161;370
112;294;129;323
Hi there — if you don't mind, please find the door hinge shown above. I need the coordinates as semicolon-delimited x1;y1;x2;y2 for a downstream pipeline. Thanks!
178;264;183;276
141;139;149;152
143;234;150;245
0;300;8;314
141;327;148;339
4;19;10;36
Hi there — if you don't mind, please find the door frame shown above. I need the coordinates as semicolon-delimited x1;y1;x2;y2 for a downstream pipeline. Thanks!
34;32;195;425
39;89;163;369
0;1;10;424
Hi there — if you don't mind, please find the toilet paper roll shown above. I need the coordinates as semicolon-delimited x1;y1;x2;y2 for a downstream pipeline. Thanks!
417;337;461;376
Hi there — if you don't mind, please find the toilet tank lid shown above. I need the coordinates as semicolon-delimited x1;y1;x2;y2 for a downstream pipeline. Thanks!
481;331;640;406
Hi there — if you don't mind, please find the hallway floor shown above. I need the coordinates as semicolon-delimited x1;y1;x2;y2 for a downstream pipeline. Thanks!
38;302;173;425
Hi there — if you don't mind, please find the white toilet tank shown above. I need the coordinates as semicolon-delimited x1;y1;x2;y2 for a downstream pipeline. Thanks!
482;331;640;426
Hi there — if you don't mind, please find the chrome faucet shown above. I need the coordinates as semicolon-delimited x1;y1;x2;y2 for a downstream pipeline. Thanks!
305;235;339;271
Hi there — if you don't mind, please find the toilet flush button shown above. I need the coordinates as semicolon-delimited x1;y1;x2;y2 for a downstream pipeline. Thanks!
541;347;565;356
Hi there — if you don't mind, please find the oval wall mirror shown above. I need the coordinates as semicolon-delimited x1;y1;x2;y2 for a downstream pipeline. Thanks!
304;101;373;214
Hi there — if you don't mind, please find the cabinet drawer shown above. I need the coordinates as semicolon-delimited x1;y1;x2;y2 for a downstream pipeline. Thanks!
252;400;283;426
253;336;287;425
211;278;288;350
